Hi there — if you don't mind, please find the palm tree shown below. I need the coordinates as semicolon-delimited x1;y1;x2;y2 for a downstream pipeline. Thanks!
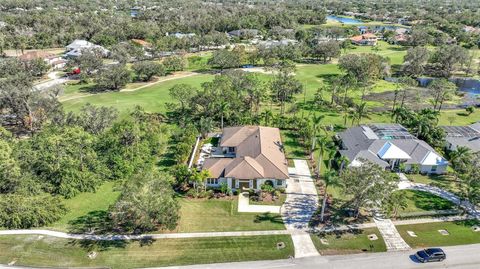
355;102;368;125
219;101;230;130
310;114;325;159
262;109;273;126
315;136;330;176
320;170;339;222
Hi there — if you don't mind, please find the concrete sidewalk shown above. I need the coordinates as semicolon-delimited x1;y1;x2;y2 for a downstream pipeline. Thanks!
0;229;290;241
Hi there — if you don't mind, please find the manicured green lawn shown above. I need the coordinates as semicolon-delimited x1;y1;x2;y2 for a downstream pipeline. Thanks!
397;220;480;248
49;181;121;231
0;234;293;269
281;129;308;159
174;198;285;232
61;74;214;116
397;190;456;214
310;228;387;255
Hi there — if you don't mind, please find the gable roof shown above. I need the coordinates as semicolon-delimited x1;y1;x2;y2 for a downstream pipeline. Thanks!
377;142;411;159
338;124;447;167
203;126;289;180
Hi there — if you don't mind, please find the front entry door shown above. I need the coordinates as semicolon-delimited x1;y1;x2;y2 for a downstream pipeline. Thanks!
239;181;250;191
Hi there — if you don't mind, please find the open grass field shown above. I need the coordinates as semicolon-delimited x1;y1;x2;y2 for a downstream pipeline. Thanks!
0;234;293;269
310;228;387;255
61;74;213;116
396;220;480;248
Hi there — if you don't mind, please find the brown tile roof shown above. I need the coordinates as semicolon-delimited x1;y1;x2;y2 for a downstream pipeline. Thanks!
350;33;378;43
203;158;233;178
18;51;55;61
203;126;289;180
131;39;152;48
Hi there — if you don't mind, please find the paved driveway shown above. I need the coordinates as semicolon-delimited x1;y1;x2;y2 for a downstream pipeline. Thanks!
281;160;319;258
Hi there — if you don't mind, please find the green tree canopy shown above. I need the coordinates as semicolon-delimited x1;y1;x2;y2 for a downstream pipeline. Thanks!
109;169;179;233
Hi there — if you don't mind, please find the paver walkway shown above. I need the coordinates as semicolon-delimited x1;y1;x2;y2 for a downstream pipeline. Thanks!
373;217;411;251
237;192;281;213
281;160;320;258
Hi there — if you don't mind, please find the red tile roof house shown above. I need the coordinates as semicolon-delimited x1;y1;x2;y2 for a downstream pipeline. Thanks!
18;51;66;70
202;126;289;191
350;33;378;46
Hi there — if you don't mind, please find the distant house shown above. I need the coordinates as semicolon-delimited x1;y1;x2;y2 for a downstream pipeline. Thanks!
18;51;66;70
442;123;480;153
166;32;196;39
227;29;261;39
131;39;152;48
350;33;378;46
257;39;297;49
64;40;109;58
202;126;289;191
464;26;480;35
130;6;141;18
337;124;448;174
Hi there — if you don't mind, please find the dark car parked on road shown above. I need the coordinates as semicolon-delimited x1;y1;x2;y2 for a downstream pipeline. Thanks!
415;248;446;263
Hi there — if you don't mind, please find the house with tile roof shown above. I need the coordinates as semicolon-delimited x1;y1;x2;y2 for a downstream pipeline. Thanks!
18;51;66;70
350;33;378;46
336;124;448;174
441;122;480;153
202;126;289;191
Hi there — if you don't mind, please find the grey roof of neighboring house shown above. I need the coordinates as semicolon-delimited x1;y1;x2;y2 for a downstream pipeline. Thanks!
338;124;447;167
441;122;480;152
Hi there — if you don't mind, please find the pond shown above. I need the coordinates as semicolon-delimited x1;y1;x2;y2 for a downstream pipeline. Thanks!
386;77;480;107
417;77;480;96
327;15;363;24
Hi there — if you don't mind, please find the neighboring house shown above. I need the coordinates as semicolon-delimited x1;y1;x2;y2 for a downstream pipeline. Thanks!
337;124;448;174
350;33;378;46
167;32;196;39
202;126;289;191
227;29;261;39
257;39;297;49
464;26;480;35
65;39;109;58
18;51;66;70
442;123;480;153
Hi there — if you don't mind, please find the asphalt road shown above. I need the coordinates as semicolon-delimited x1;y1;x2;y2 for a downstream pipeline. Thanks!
154;243;480;269
1;244;479;269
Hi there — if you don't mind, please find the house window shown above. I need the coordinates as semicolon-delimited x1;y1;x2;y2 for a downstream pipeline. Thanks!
207;178;218;185
431;166;437;172
276;180;283;186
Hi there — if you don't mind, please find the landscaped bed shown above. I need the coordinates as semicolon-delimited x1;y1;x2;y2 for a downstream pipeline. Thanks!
0;234;294;269
310;228;387;255
396;220;480;248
